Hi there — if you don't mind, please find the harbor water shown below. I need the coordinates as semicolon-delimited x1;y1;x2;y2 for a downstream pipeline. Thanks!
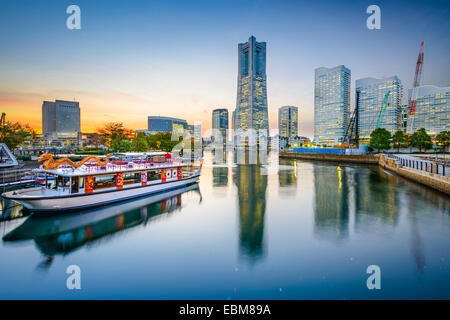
0;152;449;299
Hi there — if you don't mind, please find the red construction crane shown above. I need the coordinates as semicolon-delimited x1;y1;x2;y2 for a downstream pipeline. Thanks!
407;41;424;134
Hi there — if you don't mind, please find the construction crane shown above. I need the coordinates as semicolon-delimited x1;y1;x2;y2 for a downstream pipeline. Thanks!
343;108;358;147
407;41;425;134
343;90;390;147
375;91;391;129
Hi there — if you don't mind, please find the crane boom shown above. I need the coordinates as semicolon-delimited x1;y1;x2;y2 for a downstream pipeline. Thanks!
376;91;390;129
407;41;424;134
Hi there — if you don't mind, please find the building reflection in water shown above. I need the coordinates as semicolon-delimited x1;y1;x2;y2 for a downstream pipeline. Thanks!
354;167;399;228
233;151;268;262
3;184;201;268
313;164;350;242
278;158;297;197
213;167;228;187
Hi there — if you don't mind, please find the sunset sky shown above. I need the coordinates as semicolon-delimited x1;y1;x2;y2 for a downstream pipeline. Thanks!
0;0;449;138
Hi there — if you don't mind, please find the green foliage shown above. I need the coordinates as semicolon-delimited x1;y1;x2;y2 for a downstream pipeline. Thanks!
146;132;181;152
97;122;133;152
132;132;148;152
369;128;391;152
0;121;33;150
16;154;31;161
392;130;407;152
97;122;133;149
435;131;450;152
74;150;110;155
410;128;432;152
110;136;132;152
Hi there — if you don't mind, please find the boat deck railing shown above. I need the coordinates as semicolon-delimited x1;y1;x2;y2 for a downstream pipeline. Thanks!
81;159;186;174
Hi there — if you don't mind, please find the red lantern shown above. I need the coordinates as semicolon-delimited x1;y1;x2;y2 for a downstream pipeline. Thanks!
116;172;123;189
141;172;147;186
85;175;94;193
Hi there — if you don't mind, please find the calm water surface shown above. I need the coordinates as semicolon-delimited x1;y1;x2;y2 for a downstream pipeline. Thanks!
0;152;449;299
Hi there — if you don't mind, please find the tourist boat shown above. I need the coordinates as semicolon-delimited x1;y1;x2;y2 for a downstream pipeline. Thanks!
1;152;202;212
3;183;201;256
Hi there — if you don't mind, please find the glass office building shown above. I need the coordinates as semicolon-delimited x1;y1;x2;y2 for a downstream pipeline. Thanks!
212;108;229;142
278;106;298;138
314;65;350;145
42;100;80;140
235;36;269;137
408;85;450;135
401;105;408;132
356;76;402;141
147;116;187;135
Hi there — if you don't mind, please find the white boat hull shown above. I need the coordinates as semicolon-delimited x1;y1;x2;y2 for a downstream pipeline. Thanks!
3;175;200;212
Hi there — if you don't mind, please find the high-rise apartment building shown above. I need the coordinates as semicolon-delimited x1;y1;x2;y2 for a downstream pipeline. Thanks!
278;106;298;138
235;36;268;138
356;76;403;141
212;108;229;142
314;65;350;145
407;85;450;135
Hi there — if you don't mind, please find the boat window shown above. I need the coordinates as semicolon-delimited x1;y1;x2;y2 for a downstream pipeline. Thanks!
79;177;84;189
71;177;79;194
47;176;57;190
124;172;141;185
56;176;64;188
94;175;116;189
148;170;161;181
64;177;70;188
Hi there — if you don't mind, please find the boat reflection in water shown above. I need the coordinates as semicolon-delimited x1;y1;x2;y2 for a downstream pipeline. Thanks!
3;183;201;259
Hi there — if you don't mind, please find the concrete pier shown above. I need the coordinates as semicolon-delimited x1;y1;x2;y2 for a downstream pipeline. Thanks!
280;152;379;164
280;152;450;195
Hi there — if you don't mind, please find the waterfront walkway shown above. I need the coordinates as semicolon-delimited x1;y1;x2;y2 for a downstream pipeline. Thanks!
280;151;450;195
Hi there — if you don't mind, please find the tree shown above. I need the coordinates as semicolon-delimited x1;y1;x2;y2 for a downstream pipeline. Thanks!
96;122;133;151
435;131;450;152
146;132;181;152
0;121;33;150
369;128;391;152
392;130;407;152
410;128;432;152
132;132;148;152
110;136;132;152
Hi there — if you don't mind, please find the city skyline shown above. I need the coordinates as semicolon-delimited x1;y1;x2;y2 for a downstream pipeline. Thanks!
1;0;449;139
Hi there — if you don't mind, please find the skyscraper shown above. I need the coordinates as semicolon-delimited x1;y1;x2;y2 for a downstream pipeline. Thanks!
314;65;350;145
278;106;298;138
42;99;80;140
235;36;268;138
356;76;403;141
407;85;450;135
212;108;229;142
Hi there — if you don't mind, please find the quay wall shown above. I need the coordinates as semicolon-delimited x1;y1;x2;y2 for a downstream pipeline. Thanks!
280;152;450;195
378;154;450;195
280;152;379;164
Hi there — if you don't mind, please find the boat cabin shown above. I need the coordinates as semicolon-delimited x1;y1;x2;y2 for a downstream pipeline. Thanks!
36;152;195;196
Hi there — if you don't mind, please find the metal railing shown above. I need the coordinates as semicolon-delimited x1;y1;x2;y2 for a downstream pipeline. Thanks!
0;168;36;191
386;154;447;177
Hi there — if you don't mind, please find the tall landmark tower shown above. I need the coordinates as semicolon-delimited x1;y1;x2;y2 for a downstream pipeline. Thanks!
235;36;269;138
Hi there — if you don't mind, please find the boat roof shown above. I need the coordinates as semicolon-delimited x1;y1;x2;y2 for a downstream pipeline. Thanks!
114;152;167;157
34;160;188;178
